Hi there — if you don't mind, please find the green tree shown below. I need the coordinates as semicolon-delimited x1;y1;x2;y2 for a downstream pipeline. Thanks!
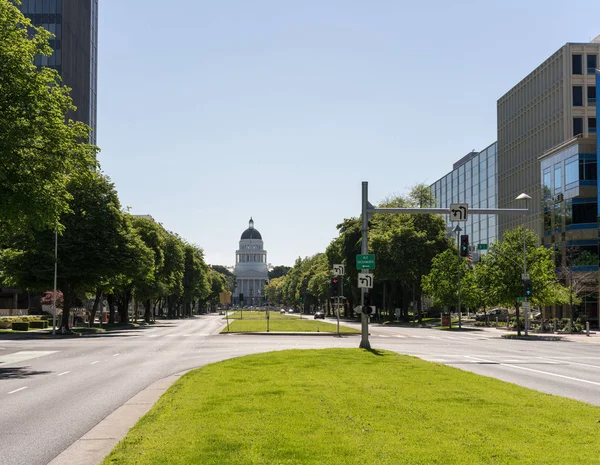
0;1;96;239
268;266;291;280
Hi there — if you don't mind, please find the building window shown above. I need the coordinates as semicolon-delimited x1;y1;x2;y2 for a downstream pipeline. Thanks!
572;54;583;75
572;202;597;224
573;86;583;106
565;156;578;185
589;86;597;105
588;55;598;74
543;168;552;197
589;117;597;133
573;118;583;136
580;159;598;181
544;208;552;235
564;199;572;228
554;164;562;191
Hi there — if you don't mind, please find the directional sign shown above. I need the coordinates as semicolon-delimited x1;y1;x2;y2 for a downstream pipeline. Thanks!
477;243;488;250
333;264;345;276
358;273;373;289
522;302;531;311
356;254;375;270
449;203;468;222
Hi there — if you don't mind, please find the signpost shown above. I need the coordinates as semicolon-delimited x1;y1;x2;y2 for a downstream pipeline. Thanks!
449;203;468;222
356;254;375;270
333;264;345;276
358;273;373;289
332;265;345;336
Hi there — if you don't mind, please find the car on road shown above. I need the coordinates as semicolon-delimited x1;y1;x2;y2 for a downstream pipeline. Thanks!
314;312;325;319
475;308;509;322
287;309;294;314
280;309;286;314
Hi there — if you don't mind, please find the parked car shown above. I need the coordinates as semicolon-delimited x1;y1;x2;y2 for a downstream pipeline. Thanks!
280;309;286;314
287;309;294;314
475;308;509;322
314;312;325;320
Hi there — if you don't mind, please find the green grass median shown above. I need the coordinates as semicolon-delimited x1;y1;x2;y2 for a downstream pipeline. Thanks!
102;349;600;465
221;310;359;333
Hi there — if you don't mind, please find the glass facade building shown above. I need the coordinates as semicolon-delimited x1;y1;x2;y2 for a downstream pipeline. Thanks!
430;142;498;258
20;0;99;144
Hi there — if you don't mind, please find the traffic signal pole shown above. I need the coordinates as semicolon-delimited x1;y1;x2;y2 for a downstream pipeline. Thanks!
360;182;371;350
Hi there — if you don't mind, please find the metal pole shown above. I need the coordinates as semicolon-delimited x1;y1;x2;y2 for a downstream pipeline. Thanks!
523;199;528;337
360;181;371;349
337;281;342;337
52;227;57;335
457;230;461;329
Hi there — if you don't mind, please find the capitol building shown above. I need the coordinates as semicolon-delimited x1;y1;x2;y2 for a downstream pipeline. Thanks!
233;218;269;306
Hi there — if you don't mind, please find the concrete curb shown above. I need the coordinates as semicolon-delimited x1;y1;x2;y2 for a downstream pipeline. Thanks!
48;372;188;465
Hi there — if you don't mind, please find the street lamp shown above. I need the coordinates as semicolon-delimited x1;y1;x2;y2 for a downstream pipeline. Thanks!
516;193;531;336
453;224;462;329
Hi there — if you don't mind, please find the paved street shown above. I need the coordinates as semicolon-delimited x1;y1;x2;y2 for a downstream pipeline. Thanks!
2;315;600;465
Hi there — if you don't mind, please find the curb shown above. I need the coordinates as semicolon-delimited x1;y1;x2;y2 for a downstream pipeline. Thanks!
48;372;187;465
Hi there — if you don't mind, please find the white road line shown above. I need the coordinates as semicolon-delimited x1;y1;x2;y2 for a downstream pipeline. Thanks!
113;353;120;357
90;361;99;365
465;356;600;387
147;335;159;338
57;371;70;376
8;387;28;394
539;357;600;369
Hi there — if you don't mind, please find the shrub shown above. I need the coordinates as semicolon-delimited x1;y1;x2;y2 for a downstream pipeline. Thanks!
29;320;47;329
11;322;30;331
0;320;12;329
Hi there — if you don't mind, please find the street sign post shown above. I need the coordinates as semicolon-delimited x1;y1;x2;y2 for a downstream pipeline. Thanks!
333;264;345;276
449;203;468;222
356;254;375;270
477;243;488;250
358;273;373;289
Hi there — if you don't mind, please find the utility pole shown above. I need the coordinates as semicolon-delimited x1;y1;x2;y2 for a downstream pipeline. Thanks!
360;181;371;349
453;225;462;329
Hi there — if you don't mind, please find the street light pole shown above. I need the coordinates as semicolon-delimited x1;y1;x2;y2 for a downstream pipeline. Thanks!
516;193;531;337
360;181;371;349
453;225;462;330
52;226;57;335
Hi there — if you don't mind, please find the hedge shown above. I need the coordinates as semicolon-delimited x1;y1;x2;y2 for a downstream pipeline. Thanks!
11;322;30;331
29;320;48;329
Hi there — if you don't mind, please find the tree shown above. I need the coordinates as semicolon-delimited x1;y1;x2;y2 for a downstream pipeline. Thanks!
0;170;150;330
478;227;558;335
0;1;96;240
559;246;598;329
268;266;291;280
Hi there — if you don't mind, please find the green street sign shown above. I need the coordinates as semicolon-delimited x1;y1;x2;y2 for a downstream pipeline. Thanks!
516;297;524;302
477;243;488;250
356;254;375;270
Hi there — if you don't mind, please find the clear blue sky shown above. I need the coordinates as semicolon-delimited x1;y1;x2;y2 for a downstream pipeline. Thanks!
96;0;600;267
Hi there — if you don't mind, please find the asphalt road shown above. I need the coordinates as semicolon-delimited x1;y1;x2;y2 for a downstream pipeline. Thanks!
2;315;600;465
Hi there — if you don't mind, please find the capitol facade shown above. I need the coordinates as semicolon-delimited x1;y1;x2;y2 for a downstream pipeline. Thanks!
233;218;269;306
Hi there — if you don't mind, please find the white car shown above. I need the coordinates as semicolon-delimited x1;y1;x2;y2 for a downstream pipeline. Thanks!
280;309;286;314
288;309;294;314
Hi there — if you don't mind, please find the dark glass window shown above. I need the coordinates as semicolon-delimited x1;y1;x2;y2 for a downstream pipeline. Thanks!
543;168;552;197
567;245;599;266
590;86;597;100
555;202;562;233
565;157;578;185
573;117;583;136
579;159;598;180
554;243;562;268
573;202;597;224
590;117;597;131
573;54;583;74
565;200;573;228
588;55;598;73
573;86;583;106
544;208;552;235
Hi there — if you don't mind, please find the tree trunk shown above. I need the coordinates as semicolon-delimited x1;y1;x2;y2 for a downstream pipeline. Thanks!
108;294;116;324
118;289;130;324
416;287;423;325
60;287;72;331
89;289;102;327
515;305;521;337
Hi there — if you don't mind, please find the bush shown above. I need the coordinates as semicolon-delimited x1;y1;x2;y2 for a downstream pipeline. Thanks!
29;320;47;329
11;322;30;331
508;317;524;330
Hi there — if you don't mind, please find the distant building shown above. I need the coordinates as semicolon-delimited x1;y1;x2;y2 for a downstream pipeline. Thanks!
430;142;498;258
19;0;99;144
233;218;269;306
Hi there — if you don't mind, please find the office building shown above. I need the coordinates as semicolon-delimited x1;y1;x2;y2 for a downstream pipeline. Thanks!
497;37;600;238
19;0;99;144
430;142;498;258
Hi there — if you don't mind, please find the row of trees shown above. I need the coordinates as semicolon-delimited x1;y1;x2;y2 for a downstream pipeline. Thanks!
0;2;231;329
266;182;591;329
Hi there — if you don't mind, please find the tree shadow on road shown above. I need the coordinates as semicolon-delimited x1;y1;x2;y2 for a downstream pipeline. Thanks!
0;367;52;380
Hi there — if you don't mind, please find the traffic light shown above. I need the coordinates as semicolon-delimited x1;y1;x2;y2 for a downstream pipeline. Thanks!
331;278;340;296
299;295;304;303
524;279;533;298
460;235;469;257
364;291;372;306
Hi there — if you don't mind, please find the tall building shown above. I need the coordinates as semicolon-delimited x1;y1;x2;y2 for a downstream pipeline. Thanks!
430;142;498;258
233;218;269;306
497;37;600;238
20;0;99;144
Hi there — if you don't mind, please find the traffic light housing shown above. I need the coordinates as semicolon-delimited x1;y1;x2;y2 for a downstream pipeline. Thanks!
331;278;340;296
364;291;372;306
524;279;533;298
460;235;469;257
299;295;304;303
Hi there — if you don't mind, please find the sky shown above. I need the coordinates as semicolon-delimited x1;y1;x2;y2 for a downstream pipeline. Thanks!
96;0;600;267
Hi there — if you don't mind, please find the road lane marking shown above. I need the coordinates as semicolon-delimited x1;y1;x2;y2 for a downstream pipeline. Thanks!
8;387;28;394
465;356;600;386
57;371;70;376
0;351;57;365
539;357;600;369
113;353;120;357
90;361;99;365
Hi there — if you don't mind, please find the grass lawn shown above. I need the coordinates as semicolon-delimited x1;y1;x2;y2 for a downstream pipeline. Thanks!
103;349;600;465
222;318;359;333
